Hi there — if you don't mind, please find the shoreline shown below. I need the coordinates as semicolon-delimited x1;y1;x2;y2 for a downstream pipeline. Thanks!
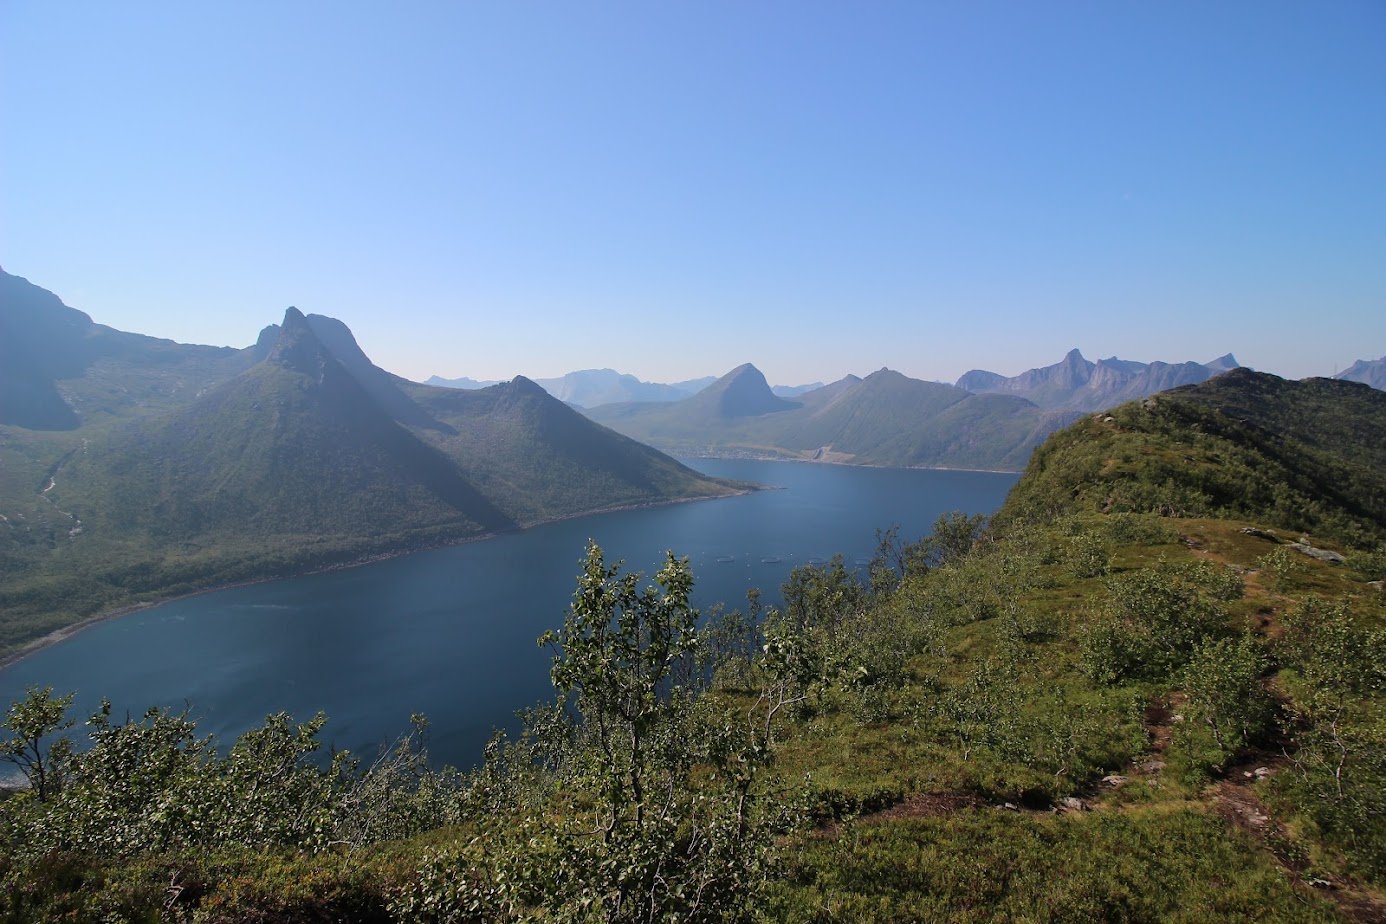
676;451;1022;476
0;486;761;673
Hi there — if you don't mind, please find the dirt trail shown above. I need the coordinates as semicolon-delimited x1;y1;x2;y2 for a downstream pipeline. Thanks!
1209;755;1386;924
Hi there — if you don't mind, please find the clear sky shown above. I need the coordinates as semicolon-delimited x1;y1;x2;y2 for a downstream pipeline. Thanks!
3;2;1384;387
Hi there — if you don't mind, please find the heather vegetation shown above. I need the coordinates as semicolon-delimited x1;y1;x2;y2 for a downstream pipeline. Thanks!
999;370;1386;548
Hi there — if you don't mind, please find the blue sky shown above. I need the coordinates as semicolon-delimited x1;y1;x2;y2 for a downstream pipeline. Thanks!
3;1;1383;386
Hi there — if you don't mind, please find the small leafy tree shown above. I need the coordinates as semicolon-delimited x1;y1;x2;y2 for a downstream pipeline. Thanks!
1171;636;1273;782
781;553;866;634
541;543;700;841
0;687;74;803
1079;558;1230;683
1256;545;1306;594
1274;598;1386;876
535;542;776;922
929;511;988;567
869;524;932;593
697;590;763;692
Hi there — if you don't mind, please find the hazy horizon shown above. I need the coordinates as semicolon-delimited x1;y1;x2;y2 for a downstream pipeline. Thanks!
3;2;1383;385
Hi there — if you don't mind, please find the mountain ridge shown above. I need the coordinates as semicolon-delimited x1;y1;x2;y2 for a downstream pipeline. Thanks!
1334;355;1386;390
426;367;821;407
957;349;1242;412
585;364;1072;470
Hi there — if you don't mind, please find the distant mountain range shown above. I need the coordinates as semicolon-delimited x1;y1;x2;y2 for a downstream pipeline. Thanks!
956;349;1242;412
430;349;1386;416
1334;355;1386;390
0;269;746;659
585;363;1074;470
426;368;819;408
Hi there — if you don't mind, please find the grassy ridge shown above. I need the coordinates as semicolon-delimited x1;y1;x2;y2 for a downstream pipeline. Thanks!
1000;369;1386;547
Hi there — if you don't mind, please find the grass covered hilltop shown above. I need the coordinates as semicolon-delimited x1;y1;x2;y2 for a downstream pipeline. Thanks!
2;369;1384;922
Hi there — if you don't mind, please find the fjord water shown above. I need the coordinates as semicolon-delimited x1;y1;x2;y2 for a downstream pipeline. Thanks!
0;461;1016;768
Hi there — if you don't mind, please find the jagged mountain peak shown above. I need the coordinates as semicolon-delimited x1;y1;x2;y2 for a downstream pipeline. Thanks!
249;323;280;361
957;349;1227;412
268;307;332;375
1202;353;1242;375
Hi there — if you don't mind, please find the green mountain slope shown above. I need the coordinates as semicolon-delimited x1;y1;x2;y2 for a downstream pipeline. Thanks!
585;364;1071;470
405;375;745;523
999;368;1386;545
60;308;516;543
0;300;747;661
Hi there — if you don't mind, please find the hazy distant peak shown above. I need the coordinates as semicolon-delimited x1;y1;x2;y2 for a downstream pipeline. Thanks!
701;363;798;418
506;374;549;396
1334;355;1386;390
770;381;825;398
956;348;1226;411
426;374;500;390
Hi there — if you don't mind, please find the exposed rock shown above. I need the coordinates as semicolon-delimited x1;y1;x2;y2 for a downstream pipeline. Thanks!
1056;796;1089;814
1239;527;1279;542
1289;541;1346;564
1101;774;1129;787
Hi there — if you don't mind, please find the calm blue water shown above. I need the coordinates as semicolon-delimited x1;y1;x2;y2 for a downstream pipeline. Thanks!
0;461;1016;768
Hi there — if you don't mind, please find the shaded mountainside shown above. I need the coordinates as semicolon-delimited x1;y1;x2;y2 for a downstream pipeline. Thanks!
61;309;515;544
586;364;1071;470
1334;355;1386;390
958;348;1240;412
0;299;747;660
999;368;1386;546
0;268;258;430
